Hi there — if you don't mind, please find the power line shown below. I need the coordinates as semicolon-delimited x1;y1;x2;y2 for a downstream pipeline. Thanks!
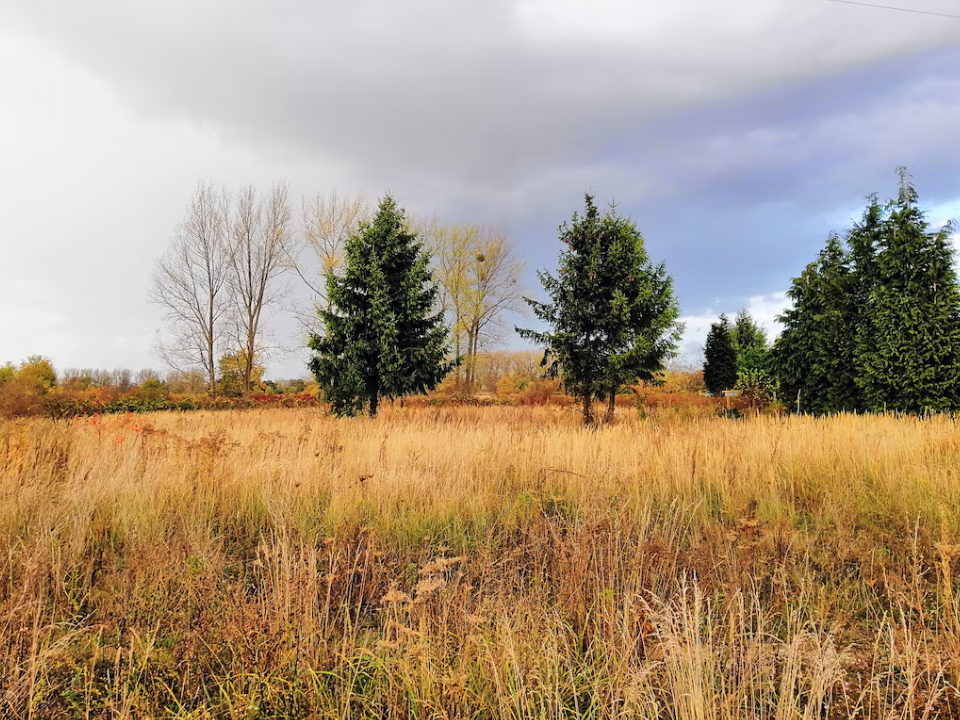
825;0;960;20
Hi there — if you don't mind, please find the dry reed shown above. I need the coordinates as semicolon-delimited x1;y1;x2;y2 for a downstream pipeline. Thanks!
2;407;960;718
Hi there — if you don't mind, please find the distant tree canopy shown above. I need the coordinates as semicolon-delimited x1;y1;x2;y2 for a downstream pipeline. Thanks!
17;356;57;393
308;196;456;417
519;195;681;426
772;169;960;414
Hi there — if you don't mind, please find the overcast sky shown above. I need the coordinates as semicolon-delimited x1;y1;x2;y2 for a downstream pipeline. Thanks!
2;0;959;378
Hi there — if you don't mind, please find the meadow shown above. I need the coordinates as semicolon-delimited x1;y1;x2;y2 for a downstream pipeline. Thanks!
3;406;960;718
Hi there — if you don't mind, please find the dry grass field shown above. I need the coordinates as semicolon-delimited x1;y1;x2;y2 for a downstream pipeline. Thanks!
3;406;960;718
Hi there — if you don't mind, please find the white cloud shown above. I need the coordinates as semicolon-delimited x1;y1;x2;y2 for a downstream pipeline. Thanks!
680;290;790;349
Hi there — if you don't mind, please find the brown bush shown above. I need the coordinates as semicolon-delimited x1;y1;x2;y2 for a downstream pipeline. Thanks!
0;379;43;418
516;377;562;405
660;369;706;394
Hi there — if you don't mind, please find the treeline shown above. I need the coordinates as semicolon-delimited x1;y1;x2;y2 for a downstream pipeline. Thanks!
0;355;319;418
11;170;956;422
702;169;960;414
0;350;580;419
773;170;960;414
306;194;682;424
151;186;525;399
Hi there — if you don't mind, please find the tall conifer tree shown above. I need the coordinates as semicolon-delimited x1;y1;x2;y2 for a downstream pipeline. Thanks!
731;308;770;375
773;170;960;414
848;196;885;408
519;195;680;426
308;196;455;417
860;170;960;412
772;236;858;414
703;315;738;394
817;235;860;412
772;260;823;413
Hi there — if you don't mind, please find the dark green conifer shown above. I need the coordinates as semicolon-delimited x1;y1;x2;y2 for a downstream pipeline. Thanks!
518;195;680;425
308;196;456;417
703;314;738;394
731;308;770;375
860;170;960;412
848;195;885;401
773;169;960;414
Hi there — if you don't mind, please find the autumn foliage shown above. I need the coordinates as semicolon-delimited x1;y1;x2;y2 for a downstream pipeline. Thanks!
0;353;720;420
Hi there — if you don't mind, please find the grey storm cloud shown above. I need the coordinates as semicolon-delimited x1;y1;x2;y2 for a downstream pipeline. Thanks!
5;0;960;201
2;0;960;374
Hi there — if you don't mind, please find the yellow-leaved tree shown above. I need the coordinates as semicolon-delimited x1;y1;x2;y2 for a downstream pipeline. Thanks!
218;351;265;396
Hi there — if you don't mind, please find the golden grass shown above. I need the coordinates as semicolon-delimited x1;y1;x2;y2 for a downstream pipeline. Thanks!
3;407;960;718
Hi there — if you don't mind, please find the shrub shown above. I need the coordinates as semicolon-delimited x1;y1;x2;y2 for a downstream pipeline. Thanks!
734;368;781;412
660;370;706;394
0;379;44;418
631;385;719;420
138;378;168;403
517;378;561;406
0;363;16;387
166;370;208;394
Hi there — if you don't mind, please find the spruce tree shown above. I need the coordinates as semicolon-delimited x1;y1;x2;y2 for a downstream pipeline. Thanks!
703;315;738;394
594;211;680;423
732;308;767;352
518;195;680;426
860;170;960;412
308;196;456;417
816;235;860;412
731;308;770;375
771;235;857;414
773;170;960;415
848;196;885;409
772;261;820;413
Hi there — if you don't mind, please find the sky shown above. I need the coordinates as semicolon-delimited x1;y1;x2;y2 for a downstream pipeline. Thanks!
1;0;959;378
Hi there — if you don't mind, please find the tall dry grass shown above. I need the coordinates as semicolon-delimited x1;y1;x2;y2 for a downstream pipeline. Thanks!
2;407;960;718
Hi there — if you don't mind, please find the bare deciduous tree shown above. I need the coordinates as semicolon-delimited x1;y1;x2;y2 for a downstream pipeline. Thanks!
111;368;133;390
226;184;291;395
287;191;369;329
462;229;526;391
150;184;231;393
135;368;166;385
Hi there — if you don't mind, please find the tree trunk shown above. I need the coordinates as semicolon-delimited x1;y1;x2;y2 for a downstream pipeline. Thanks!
369;377;380;418
454;332;462;389
467;324;480;394
244;326;255;395
207;333;216;395
605;391;616;424
463;324;476;395
581;385;594;427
